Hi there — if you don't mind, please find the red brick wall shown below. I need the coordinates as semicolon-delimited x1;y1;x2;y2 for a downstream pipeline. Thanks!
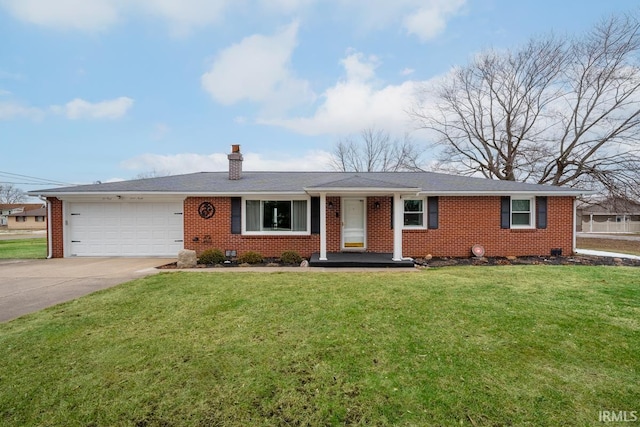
48;195;575;259
184;197;322;258
367;196;394;252
184;195;574;258
401;196;574;258
48;197;64;258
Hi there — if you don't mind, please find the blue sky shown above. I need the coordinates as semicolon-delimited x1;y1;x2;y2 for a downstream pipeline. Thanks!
1;0;638;193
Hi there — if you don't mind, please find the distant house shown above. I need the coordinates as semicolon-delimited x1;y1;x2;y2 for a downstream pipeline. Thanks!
30;146;587;261
7;207;47;230
577;198;640;233
0;204;44;227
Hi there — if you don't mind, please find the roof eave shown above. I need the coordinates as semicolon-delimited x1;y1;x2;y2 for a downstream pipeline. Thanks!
421;190;590;197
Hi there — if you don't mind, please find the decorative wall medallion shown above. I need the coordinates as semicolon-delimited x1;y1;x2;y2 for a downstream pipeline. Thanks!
198;202;215;219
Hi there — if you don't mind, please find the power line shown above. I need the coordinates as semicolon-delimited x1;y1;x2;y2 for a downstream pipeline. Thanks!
0;181;68;186
0;171;73;186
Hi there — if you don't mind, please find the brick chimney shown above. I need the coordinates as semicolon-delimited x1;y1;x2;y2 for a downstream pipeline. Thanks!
228;144;243;180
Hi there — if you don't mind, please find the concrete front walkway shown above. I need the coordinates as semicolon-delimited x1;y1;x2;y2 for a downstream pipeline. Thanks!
0;258;174;323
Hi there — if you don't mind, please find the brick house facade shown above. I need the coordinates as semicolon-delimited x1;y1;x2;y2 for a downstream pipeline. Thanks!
181;194;574;259
33;147;584;261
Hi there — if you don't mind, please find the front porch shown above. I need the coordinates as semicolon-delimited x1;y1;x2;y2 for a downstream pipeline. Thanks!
309;252;415;268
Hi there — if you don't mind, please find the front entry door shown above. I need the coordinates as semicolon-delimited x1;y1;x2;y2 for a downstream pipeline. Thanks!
342;198;366;250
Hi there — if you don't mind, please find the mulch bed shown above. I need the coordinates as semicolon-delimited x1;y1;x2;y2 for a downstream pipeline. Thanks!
158;255;640;269
416;255;640;268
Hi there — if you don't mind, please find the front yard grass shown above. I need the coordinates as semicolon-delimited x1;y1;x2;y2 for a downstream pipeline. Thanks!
0;238;47;259
1;267;638;426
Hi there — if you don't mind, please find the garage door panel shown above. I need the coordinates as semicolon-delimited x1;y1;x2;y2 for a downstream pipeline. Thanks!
68;202;184;257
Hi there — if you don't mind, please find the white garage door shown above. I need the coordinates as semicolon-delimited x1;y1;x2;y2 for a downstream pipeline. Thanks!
67;202;184;256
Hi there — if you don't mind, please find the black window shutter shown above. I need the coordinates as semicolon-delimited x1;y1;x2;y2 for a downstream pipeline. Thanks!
231;197;241;234
536;196;547;229
427;197;439;229
390;197;394;229
310;197;320;234
501;196;510;229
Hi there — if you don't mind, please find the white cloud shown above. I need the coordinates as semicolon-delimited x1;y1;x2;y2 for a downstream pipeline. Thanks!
0;0;231;34
341;51;380;82
201;21;314;115
401;67;415;76
132;0;230;37
0;96;135;121
258;50;423;135
258;0;312;14
0;102;44;120
120;149;333;174
331;0;466;41
1;0;119;31
51;97;134;119
1;0;465;39
403;0;466;42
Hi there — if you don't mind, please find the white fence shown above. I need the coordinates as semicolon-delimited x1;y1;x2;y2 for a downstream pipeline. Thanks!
581;218;640;233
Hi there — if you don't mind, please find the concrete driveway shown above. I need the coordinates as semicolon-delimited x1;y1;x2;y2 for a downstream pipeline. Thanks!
0;258;174;323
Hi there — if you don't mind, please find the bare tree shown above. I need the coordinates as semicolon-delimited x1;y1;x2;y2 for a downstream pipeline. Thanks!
0;184;27;204
134;169;171;180
330;128;424;172
412;13;640;200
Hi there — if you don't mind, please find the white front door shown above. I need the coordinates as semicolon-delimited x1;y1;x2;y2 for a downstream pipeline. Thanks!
342;198;366;250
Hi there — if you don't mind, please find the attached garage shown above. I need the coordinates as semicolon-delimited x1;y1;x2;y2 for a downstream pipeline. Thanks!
66;201;184;257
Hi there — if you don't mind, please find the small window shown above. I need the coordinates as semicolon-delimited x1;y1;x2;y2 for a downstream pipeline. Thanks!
511;197;534;228
403;199;424;228
16;216;26;222
35;216;45;222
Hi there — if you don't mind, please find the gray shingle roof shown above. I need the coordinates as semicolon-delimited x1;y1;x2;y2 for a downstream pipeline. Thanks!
30;171;587;196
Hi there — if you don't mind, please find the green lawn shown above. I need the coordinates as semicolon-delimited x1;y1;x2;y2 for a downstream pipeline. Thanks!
1;268;638;426
0;238;47;259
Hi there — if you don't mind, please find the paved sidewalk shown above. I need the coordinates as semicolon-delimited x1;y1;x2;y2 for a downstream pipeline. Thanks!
574;249;640;260
577;232;640;241
0;258;173;323
177;266;418;273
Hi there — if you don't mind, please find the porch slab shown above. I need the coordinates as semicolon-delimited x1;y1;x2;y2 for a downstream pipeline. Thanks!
309;252;415;268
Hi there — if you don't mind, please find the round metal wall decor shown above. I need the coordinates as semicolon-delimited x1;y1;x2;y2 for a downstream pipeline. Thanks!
198;202;216;219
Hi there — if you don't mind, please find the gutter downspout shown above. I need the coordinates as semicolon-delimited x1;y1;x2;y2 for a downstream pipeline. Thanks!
39;196;53;259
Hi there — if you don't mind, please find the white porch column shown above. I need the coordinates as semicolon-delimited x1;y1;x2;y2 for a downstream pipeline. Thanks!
573;198;577;254
320;193;327;261
392;193;403;261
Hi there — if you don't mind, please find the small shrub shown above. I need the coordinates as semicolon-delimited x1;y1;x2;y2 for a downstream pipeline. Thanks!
198;248;225;265
238;251;264;264
280;250;302;265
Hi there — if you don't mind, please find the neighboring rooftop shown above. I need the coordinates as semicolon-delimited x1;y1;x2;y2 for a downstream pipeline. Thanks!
0;203;44;212
8;207;47;217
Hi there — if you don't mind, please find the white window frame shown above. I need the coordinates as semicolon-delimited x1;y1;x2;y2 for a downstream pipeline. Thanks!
402;198;426;229
511;196;535;229
242;196;311;236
